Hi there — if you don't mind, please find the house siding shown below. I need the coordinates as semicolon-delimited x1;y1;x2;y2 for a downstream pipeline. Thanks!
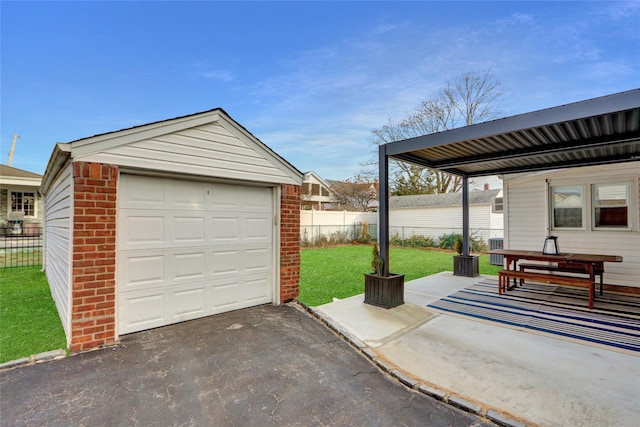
504;162;640;288
75;123;298;185
504;179;547;249
390;204;501;242
43;163;73;340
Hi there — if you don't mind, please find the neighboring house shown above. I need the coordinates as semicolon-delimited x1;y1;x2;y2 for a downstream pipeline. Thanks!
301;171;379;211
389;189;504;243
327;178;379;211
40;108;303;353
502;162;639;289
0;164;43;235
301;171;334;210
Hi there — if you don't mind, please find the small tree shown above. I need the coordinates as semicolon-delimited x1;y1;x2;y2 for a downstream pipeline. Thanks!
331;175;378;212
371;243;384;275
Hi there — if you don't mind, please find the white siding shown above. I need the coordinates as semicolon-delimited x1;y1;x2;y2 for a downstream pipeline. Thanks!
504;179;547;249
77;122;298;185
390;205;500;242
504;162;640;288
43;163;73;342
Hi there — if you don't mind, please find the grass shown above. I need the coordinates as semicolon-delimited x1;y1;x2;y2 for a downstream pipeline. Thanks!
0;266;67;363
0;248;42;268
0;245;499;361
299;244;502;307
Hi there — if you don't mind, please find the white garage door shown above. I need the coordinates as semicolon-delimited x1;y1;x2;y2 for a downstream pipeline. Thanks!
117;174;274;334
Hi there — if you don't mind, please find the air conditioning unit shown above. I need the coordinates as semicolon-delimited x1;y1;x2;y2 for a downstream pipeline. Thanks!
488;238;504;265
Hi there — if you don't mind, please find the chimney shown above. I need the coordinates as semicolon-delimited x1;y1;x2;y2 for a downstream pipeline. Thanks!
484;183;489;191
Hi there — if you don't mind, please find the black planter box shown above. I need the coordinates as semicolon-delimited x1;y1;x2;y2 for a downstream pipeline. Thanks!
364;273;405;309
453;255;479;277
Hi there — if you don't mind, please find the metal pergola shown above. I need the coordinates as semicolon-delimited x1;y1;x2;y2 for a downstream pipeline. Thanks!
378;89;640;275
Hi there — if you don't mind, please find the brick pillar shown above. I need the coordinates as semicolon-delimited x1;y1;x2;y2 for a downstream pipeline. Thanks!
70;162;118;353
280;184;301;302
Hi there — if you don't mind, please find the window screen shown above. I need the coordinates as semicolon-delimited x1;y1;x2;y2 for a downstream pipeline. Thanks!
592;183;629;228
551;186;583;228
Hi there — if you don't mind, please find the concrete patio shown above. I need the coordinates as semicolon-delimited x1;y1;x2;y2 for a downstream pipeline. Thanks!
312;272;640;427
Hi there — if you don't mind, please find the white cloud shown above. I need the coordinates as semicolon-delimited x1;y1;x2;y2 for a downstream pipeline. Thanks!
197;70;234;82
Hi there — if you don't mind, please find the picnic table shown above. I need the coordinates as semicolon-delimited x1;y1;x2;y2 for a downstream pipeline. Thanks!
488;249;623;309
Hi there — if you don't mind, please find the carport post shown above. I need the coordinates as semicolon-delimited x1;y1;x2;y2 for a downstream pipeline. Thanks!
379;144;390;276
462;176;470;256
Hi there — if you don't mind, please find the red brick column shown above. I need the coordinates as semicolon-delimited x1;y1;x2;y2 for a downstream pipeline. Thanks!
70;162;118;353
280;184;301;302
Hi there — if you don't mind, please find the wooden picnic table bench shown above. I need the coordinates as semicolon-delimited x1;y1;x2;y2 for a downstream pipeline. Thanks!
498;269;594;305
490;249;623;310
517;262;604;295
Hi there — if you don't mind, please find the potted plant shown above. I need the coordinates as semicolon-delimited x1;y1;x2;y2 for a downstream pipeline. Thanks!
364;243;405;308
453;234;479;277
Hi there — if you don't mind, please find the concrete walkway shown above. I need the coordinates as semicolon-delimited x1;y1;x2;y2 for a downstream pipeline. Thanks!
313;272;640;427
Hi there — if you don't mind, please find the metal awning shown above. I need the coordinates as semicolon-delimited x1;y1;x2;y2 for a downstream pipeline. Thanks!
377;89;640;276
383;89;640;178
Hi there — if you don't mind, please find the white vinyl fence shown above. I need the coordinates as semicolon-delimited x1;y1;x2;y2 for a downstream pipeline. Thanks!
300;210;377;245
299;210;503;250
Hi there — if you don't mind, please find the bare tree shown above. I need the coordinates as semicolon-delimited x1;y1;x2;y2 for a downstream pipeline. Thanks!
330;175;378;212
364;69;504;195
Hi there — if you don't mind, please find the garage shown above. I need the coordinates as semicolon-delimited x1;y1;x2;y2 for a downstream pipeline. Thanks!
40;109;303;352
118;175;275;334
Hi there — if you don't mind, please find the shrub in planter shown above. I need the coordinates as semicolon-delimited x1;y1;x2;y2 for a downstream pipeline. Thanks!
364;243;404;309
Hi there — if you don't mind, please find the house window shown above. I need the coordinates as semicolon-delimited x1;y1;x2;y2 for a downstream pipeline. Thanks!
492;197;503;213
551;186;584;229
11;191;36;217
592;182;629;229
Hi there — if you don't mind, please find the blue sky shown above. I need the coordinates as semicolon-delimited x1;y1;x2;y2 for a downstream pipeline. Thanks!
1;1;639;179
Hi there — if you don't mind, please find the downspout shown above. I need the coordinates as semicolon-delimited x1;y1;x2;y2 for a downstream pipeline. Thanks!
462;176;470;256
379;144;390;276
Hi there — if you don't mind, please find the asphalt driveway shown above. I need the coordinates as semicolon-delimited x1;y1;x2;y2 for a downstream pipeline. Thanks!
1;304;490;426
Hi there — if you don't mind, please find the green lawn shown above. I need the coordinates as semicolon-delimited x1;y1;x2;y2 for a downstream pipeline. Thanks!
0;266;67;363
0;245;498;362
299;244;501;307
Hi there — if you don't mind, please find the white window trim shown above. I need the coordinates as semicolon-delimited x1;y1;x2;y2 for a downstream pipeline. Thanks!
549;180;637;232
550;185;586;231
591;181;634;231
7;189;37;218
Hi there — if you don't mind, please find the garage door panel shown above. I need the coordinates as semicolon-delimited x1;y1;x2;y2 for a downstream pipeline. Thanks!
211;250;242;275
245;217;271;240
243;186;272;209
120;175;166;208
173;180;207;208
122;215;165;246
174;216;206;242
246;248;269;272
174;252;206;279
210;184;240;208
172;287;206;319
118;175;274;335
209;281;242;310
244;277;271;302
120;254;165;288
211;217;240;240
120;293;166;333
